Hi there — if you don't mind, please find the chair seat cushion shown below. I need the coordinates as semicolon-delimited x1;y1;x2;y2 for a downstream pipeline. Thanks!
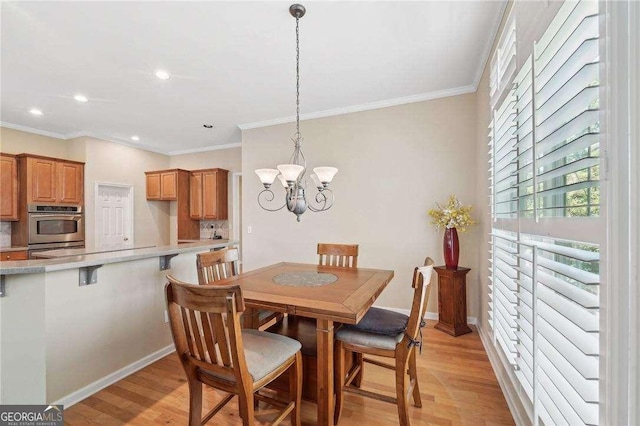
352;307;409;336
335;327;404;351
242;329;301;381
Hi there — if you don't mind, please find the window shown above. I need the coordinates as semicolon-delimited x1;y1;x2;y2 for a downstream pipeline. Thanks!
488;1;601;424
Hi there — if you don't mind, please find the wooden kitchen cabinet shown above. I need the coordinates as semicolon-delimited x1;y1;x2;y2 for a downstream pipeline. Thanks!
29;156;57;202
146;173;161;200
17;154;85;205
189;168;228;220
145;170;180;201
57;161;84;204
0;154;18;220
0;250;27;261
145;169;199;240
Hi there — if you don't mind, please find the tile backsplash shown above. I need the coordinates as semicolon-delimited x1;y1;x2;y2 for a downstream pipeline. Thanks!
0;222;11;248
200;220;230;240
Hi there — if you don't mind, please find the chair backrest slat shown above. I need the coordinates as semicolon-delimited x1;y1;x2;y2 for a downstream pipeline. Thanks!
180;306;197;357
317;243;359;268
199;312;218;364
165;275;249;385
189;309;206;361
197;248;240;285
212;314;232;367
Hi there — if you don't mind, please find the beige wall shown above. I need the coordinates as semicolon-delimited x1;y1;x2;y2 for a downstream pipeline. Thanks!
242;95;480;315
169;147;241;172
0;127;82;161
0;128;172;247
78;136;171;247
0;127;241;247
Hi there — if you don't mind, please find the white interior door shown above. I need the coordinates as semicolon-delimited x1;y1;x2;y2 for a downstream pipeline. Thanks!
95;183;134;249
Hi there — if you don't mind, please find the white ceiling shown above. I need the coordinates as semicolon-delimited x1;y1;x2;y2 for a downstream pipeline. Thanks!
1;1;505;155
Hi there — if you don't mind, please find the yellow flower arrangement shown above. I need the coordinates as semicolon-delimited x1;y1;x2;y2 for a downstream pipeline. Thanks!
428;195;475;232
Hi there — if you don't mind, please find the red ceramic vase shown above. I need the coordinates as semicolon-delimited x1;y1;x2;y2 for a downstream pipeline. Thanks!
443;227;460;270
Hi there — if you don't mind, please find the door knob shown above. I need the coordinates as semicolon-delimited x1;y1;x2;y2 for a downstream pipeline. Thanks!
124;237;129;241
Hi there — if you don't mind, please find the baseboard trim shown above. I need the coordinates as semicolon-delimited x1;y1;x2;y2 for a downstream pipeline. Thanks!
379;307;477;325
53;344;176;408
476;325;529;426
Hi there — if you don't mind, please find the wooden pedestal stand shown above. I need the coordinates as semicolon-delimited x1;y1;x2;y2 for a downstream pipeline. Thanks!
434;266;472;337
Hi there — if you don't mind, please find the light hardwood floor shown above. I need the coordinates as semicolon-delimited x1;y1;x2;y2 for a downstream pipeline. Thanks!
64;322;514;425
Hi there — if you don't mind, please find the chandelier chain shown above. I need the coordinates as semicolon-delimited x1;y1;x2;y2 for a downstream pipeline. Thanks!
295;15;300;139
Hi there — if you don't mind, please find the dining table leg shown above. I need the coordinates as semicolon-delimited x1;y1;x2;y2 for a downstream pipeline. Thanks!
316;319;335;426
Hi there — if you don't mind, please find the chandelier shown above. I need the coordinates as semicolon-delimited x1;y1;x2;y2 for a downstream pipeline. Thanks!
255;4;338;222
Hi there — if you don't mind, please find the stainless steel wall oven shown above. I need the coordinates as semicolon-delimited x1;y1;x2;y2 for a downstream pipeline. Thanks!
27;204;85;256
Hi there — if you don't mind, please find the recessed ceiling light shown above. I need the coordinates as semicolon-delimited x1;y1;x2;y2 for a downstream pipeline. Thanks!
74;94;88;103
29;108;43;116
131;136;140;141
155;70;171;80
203;124;214;128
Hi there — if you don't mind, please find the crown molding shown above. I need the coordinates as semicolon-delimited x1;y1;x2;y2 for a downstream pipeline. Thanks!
238;84;476;131
77;132;170;155
0;121;68;140
167;142;242;156
473;0;510;90
0;123;241;156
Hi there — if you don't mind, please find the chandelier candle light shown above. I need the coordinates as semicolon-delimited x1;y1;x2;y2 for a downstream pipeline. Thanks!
255;4;338;222
428;195;475;269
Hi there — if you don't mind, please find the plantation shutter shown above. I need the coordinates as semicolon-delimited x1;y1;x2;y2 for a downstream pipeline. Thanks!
533;0;600;218
490;12;517;104
488;0;601;424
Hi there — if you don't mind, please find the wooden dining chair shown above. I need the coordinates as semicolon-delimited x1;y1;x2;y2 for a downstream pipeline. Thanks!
333;258;434;426
165;276;303;426
196;248;283;329
317;243;359;268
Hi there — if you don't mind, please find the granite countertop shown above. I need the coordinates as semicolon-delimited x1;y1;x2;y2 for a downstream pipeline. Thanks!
178;238;230;243
0;246;28;252
32;244;157;259
0;240;238;275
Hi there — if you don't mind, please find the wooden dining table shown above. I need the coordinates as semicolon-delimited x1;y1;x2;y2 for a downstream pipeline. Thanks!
217;262;394;426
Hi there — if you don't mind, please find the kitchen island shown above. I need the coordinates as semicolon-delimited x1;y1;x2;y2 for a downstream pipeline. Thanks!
0;240;237;406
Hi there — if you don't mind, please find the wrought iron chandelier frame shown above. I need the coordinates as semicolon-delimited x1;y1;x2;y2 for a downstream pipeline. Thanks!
255;4;337;222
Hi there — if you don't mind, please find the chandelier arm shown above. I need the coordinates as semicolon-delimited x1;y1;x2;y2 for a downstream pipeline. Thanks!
307;188;334;212
257;189;287;212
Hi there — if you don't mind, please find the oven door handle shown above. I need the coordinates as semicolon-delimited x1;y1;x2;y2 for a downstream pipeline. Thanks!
29;214;83;220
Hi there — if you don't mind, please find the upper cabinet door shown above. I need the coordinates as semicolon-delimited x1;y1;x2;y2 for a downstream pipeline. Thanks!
146;173;161;200
29;157;57;203
202;170;219;219
160;171;178;200
0;154;18;220
190;172;203;219
57;161;84;204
